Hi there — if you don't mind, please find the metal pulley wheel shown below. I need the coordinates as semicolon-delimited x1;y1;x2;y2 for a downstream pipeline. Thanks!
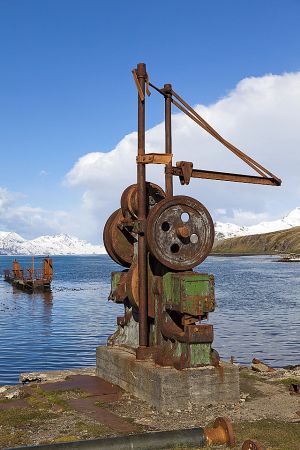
103;209;135;267
146;196;214;270
121;182;165;219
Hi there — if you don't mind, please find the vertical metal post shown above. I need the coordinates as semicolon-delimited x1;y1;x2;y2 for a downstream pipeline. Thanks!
136;63;148;349
164;83;173;197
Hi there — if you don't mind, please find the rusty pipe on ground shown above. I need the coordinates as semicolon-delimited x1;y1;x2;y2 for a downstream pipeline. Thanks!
6;417;235;450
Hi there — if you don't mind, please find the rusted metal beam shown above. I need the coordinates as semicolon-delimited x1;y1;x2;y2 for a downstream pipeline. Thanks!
171;166;281;186
136;62;148;349
148;81;166;97
164;84;173;197
170;88;280;181
148;80;281;186
136;153;172;164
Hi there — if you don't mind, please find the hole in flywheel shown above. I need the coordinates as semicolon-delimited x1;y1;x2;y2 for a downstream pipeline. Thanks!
170;243;180;253
161;222;170;231
190;233;198;244
181;212;189;222
149;196;155;206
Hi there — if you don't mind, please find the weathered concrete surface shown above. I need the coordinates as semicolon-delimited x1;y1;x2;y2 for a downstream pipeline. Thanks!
19;367;95;384
96;346;240;411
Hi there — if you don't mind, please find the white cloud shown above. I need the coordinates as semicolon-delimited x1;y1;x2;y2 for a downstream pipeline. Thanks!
0;187;72;239
65;71;300;241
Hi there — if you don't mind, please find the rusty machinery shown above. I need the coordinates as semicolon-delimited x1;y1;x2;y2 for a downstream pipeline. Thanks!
103;63;281;369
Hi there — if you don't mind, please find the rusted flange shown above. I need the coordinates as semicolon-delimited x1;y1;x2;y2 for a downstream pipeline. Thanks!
204;416;235;447
242;439;265;450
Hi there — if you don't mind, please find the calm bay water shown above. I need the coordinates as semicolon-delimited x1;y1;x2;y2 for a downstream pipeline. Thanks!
0;255;299;385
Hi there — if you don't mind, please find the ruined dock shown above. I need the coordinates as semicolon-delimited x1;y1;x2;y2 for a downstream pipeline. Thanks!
4;256;53;292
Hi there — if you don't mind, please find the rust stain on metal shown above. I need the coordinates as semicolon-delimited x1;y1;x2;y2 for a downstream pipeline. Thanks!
67;396;140;433
40;375;121;397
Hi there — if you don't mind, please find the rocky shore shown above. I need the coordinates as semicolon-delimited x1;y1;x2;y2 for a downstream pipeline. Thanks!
278;254;300;262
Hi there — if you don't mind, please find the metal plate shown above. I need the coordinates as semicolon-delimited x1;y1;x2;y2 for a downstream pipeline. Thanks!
103;209;135;267
146;196;214;270
121;182;165;218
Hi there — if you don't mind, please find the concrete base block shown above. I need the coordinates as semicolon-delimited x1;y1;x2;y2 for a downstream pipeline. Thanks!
96;346;240;411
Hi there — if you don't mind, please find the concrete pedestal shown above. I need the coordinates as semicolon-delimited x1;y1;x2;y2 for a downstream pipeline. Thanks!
96;346;240;411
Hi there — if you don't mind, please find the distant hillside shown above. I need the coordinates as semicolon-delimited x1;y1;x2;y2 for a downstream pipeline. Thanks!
215;206;300;241
213;226;300;255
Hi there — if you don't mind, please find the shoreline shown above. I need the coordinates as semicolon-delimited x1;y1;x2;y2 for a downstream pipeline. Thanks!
210;252;272;257
211;252;300;261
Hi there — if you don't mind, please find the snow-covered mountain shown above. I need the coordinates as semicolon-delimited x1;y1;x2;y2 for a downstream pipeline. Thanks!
215;207;300;240
0;232;105;255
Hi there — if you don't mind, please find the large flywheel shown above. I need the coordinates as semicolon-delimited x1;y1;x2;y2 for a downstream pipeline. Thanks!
146;195;214;270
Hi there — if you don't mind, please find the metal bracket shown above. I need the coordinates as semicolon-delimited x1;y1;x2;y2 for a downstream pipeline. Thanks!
176;161;193;185
137;153;173;165
132;69;145;101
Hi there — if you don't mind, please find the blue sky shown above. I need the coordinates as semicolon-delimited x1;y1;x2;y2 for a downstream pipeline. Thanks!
0;0;300;242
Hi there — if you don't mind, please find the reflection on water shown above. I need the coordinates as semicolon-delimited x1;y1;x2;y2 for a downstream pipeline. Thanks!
0;255;299;385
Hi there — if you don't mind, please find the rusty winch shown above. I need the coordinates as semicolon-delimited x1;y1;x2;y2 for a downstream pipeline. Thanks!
103;63;281;369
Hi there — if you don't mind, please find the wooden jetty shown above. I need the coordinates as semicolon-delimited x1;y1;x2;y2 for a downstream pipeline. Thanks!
4;256;53;292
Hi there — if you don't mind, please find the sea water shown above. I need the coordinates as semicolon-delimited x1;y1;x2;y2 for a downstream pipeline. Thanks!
0;255;299;385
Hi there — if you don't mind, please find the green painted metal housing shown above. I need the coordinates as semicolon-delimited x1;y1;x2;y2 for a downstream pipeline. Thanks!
162;271;215;316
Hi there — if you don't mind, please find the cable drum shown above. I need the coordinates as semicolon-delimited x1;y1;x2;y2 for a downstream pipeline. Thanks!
146;196;214;270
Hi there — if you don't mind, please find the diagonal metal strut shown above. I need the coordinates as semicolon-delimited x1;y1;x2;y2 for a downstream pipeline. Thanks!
148;81;281;186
